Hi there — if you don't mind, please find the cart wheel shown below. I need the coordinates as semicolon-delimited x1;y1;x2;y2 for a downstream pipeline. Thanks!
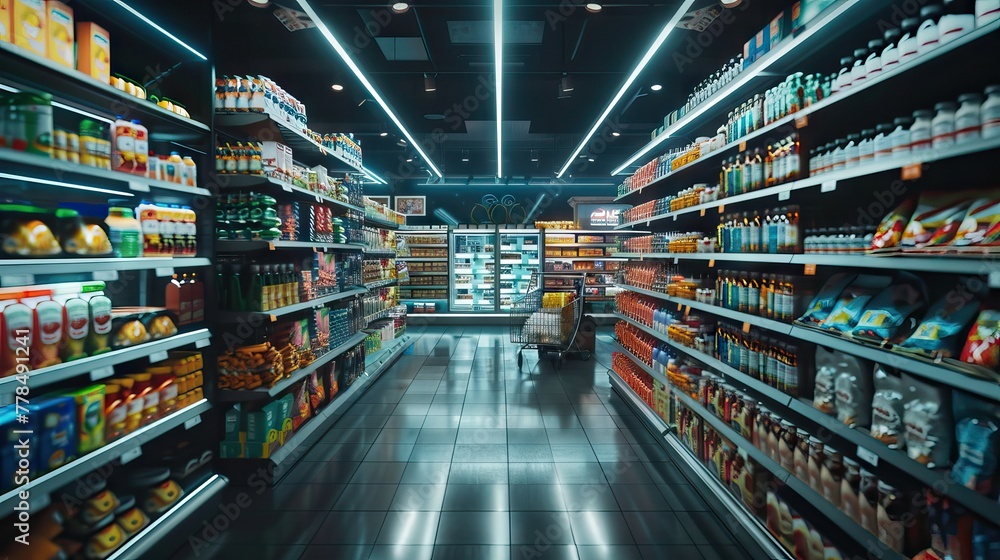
517;351;523;370
551;354;561;370
579;351;592;361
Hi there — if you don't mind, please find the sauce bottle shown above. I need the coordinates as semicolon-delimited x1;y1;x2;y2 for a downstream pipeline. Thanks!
131;120;148;176
112;116;135;173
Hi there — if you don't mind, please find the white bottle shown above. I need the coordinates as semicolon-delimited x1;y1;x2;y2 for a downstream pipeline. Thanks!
983;85;1000;139
931;102;958;149
977;0;1000;26
955;94;983;143
916;5;944;55
898;19;920;64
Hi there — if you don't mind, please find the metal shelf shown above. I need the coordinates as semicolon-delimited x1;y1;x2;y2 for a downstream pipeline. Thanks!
366;249;397;257
608;372;671;436
364;279;398;290
399;257;449;262
216;173;363;212
218;288;366;322
402;243;449;248
365;335;413;371
789;253;1000;275
611;341;670;387
544;257;628;262
106;474;228;560
0;400;211;516
544;243;618;247
0;257;210;277
217;332;367;402
0;40;210;134
612;9;999;183
401;285;449;289
0;149;212;198
215;111;366;173
0;329;211;397
365;216;401;230
408;271;449;276
217;240;364;252
615;252;795;263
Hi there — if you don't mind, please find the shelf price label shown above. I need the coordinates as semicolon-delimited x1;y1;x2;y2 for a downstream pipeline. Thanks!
155;267;174;277
856;445;879;467
700;209;706;217
821;181;837;193
902;163;923;180
196;337;212;349
739;141;747;152
708;259;715;268
717;204;725;214
91;366;115;381
1;274;35;287
128;180;150;193
795;115;809;129
93;270;119;281
184;415;202;430
120;445;142;465
149;350;169;363
742;322;751;333
803;264;817;276
778;190;791;201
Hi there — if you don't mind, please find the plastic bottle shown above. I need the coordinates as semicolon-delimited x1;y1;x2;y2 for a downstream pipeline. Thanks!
112;116;135;173
131;120;148;176
864;40;885;80
916;4;945;55
978;0;1000;26
844;133;861;167
831;139;847;171
898;18;921;64
881;29;902;72
873;123;895;159
136;201;161;256
834;56;854;94
955;93;983;143
858;129;876;163
889;117;914;155
182;156;198;187
982;85;1000;139
105;203;142;258
910;109;934;152
850;48;869;86
931;102;958;149
165;152;183;184
940;0;976;44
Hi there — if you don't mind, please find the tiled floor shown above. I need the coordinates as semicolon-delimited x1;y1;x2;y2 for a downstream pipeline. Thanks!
172;327;753;560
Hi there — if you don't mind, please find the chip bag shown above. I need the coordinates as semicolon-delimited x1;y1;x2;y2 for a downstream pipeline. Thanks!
950;198;1000;248
813;346;839;415
797;273;856;327
850;272;927;343
871;365;905;448
902;193;975;249
897;277;987;359
959;308;1000;371
902;373;952;469
871;198;917;250
820;275;893;334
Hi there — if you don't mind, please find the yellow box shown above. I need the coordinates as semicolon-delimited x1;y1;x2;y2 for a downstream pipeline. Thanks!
45;0;71;67
75;21;109;82
12;0;46;56
1;0;11;43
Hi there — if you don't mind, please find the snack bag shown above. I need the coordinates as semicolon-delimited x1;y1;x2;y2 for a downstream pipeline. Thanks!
922;198;987;248
292;380;311;430
959;309;1000;371
796;273;856;327
902;373;952;469
870;365;905;448
951;391;1000;495
835;362;873;428
902;193;975;249
819;275;893;334
898;277;988;359
849;272;927;344
871;198;917;250
813;346;839;415
950;198;1000;248
308;370;324;412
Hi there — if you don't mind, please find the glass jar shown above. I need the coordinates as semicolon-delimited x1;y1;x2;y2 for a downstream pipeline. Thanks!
769;415;784;463
955;93;983;143
931;101;958;149
898;18;921;63
820;445;844;505
910;109;934;152
841;457;861;524
916;4;945;55
873;123;895;159
757;407;772;456
778;420;797;471
890;116;915;155
983;85;1000;139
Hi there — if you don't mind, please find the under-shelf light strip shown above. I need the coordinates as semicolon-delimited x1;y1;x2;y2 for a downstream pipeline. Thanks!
0;173;134;197
611;0;861;175
111;1;207;61
361;166;388;185
495;0;504;179
294;0;444;178
0;83;113;124
555;0;697;179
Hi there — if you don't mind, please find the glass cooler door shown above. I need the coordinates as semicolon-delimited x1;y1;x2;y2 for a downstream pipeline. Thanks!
498;229;541;312
450;228;498;313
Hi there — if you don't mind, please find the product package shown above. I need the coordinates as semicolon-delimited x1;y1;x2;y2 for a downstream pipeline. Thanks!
940;198;1000;250
796;273;856;327
819;275;894;334
849;272;927;344
959;308;1000;372
902;373;953;469
900;191;976;249
897;277;988;360
871;198;917;251
27;396;77;473
813;346;839;415
870;365;905;448
835;360;874;428
950;391;1000;495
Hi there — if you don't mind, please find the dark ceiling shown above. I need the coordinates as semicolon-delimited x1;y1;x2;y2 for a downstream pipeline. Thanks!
211;0;785;184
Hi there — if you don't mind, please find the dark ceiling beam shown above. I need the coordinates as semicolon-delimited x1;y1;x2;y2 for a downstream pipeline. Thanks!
318;2;674;7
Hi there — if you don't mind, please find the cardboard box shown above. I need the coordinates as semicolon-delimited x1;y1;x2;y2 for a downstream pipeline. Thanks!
45;1;71;67
1;0;11;43
76;21;110;82
755;27;770;61
799;0;838;27
768;11;785;49
12;0;46;56
743;36;756;66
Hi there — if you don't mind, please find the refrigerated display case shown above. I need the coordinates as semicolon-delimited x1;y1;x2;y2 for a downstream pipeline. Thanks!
398;227;449;314
543;229;628;314
498;229;542;312
450;229;498;312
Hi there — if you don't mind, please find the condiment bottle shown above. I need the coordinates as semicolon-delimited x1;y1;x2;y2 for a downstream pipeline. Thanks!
864;39;884;80
931;101;958;149
910;109;934;152
955;93;983;143
940;0;976;44
898;18;921;63
982;85;1000;139
820;445;844;505
881;28;902;72
916;4;945;55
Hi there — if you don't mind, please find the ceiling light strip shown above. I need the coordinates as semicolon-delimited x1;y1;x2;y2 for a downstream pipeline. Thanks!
111;1;207;61
362;166;388;185
555;0;697;178
294;0;443;178
494;0;504;179
0;173;135;197
611;0;861;175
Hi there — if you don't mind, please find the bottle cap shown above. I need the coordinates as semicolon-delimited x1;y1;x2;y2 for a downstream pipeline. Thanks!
901;17;920;31
920;4;944;19
883;28;902;42
933;101;958;112
912;109;934;119
957;93;983;104
867;39;884;51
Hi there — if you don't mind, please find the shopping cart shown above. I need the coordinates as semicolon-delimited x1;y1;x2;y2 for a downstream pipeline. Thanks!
509;273;589;370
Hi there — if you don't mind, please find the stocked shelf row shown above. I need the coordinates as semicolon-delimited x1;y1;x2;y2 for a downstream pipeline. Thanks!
218;287;367;322
216;173;363;213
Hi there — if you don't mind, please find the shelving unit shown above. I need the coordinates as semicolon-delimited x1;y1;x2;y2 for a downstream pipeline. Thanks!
216;173;363;212
218;287;367;322
544;229;628;313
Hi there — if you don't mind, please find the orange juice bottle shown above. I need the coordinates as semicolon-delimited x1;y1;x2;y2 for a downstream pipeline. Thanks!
131;119;148;176
165;151;183;183
182;156;197;187
112;116;135;173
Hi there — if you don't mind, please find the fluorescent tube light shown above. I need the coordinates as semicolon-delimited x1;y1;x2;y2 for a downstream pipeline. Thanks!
0;173;134;197
294;0;443;177
556;0;697;178
0;83;113;124
111;1;207;61
494;0;503;179
361;166;387;185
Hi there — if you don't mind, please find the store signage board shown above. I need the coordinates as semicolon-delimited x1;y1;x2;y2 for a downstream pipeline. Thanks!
577;204;631;229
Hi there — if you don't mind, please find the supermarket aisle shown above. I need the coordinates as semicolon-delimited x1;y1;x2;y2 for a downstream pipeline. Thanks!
173;327;753;560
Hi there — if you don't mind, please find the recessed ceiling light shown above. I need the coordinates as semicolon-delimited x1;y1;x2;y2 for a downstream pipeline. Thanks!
406;157;414;162
650;84;663;91
247;0;270;7
611;131;621;137
424;74;437;92
588;157;595;162
379;131;388;137
391;2;409;13
331;84;344;91
585;3;602;12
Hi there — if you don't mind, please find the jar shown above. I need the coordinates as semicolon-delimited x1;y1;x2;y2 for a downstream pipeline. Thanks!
910;109;934;152
778;420;797;471
983;85;1000;139
850;48;869;86
820;445;844;505
757;406;772;455
105;205;143;258
769;415;784;463
873;123;895;158
67;132;80;164
898;18;921;63
859;469;878;535
955;93;983;143
881;28;902;71
931;101;958;149
978;0;1000;26
865;39;884;79
877;480;905;553
807;436;824;493
793;429;810;481
889;116;914;155
844;133;861;167
940;0;976;44
916;4;945;55
841;457;861;524
858;128;876;162
79;119;103;168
